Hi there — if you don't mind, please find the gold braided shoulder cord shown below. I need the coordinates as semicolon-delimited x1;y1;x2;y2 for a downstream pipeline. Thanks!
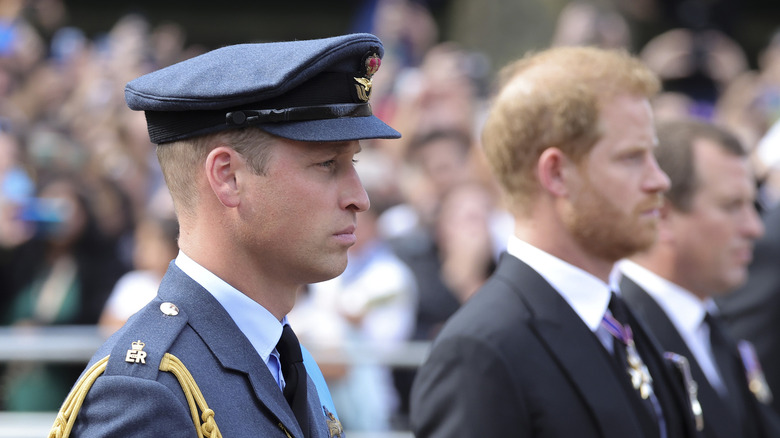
159;353;221;438
48;356;109;438
48;353;221;438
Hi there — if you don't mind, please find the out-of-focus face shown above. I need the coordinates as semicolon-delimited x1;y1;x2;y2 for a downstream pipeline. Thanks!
669;138;764;297
563;95;671;262
235;139;369;286
37;179;87;246
416;137;470;196
436;182;494;255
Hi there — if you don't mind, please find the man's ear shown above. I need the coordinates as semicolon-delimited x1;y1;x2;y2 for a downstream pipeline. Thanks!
205;146;242;208
537;147;572;197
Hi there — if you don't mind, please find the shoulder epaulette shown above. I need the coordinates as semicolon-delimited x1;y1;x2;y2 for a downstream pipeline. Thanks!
104;300;189;380
48;300;223;438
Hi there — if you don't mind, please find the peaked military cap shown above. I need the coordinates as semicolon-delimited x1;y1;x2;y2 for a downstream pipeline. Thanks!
125;33;401;144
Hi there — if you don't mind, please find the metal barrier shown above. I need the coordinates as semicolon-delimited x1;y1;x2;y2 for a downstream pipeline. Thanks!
0;326;106;364
0;325;429;438
0;412;414;438
0;325;431;367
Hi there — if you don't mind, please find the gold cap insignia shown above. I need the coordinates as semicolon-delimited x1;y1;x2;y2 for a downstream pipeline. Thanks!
354;51;381;103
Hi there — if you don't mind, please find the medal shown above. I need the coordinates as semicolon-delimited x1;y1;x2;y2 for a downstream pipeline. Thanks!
601;312;654;399
625;339;653;399
738;340;774;404
665;352;705;431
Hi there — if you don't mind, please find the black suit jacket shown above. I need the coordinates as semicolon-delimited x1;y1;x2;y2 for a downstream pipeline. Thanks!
410;254;700;438
621;276;780;438
716;203;780;416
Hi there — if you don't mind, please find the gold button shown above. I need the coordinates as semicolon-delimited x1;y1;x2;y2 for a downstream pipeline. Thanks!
160;302;180;316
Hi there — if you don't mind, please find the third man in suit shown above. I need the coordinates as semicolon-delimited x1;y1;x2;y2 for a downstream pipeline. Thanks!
619;119;780;438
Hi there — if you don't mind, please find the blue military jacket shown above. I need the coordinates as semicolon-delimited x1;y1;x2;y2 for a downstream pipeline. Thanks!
70;262;342;438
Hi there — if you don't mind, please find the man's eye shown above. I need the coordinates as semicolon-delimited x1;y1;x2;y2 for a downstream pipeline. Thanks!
622;151;645;163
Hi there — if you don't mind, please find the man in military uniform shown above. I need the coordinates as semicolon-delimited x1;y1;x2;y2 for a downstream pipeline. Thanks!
50;33;400;438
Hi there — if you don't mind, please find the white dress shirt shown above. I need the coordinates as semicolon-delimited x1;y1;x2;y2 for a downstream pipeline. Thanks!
175;250;287;390
506;236;621;342
619;259;727;395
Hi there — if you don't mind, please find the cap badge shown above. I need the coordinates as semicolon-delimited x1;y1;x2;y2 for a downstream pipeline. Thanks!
125;340;147;364
354;52;381;102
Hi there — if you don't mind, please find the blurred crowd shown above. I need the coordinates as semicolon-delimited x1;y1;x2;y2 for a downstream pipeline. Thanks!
1;0;780;433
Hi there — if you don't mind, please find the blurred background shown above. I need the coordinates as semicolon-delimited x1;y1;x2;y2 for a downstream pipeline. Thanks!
2;0;780;436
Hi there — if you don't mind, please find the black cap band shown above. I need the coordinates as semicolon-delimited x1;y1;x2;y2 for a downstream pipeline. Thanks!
145;102;374;144
226;103;372;126
144;70;381;144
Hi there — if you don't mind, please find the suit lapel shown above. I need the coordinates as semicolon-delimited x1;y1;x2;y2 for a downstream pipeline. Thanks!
493;256;648;438
621;276;739;438
158;263;306;438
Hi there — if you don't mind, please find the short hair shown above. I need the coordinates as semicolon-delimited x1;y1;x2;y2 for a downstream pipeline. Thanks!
157;127;275;220
655;119;746;212
481;46;660;214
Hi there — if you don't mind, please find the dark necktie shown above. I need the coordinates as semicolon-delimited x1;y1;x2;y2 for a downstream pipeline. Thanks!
704;312;743;415
276;324;310;438
602;293;667;437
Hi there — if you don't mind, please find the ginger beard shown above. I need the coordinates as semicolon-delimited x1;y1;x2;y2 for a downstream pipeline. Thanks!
563;171;663;263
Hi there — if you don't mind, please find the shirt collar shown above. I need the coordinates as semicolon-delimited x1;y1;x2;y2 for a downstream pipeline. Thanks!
618;259;713;332
507;236;616;331
174;250;285;364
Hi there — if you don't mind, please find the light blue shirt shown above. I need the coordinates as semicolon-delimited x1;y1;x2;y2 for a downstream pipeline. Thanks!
174;250;286;391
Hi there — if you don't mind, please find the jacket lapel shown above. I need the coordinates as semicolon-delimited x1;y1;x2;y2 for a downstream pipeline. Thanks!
158;263;306;437
621;276;738;438
493;256;648;438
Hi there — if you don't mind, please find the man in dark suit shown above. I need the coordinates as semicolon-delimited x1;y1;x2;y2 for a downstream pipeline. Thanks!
49;33;401;437
410;46;702;437
619;119;780;438
716;176;780;416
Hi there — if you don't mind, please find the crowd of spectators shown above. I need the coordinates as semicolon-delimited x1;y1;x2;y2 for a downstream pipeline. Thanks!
1;0;780;432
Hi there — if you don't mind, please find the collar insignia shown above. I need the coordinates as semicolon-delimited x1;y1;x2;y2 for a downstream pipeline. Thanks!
125;340;147;364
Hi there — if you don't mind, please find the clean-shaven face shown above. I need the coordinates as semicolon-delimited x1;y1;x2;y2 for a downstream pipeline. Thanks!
236;139;369;285
670;138;764;297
